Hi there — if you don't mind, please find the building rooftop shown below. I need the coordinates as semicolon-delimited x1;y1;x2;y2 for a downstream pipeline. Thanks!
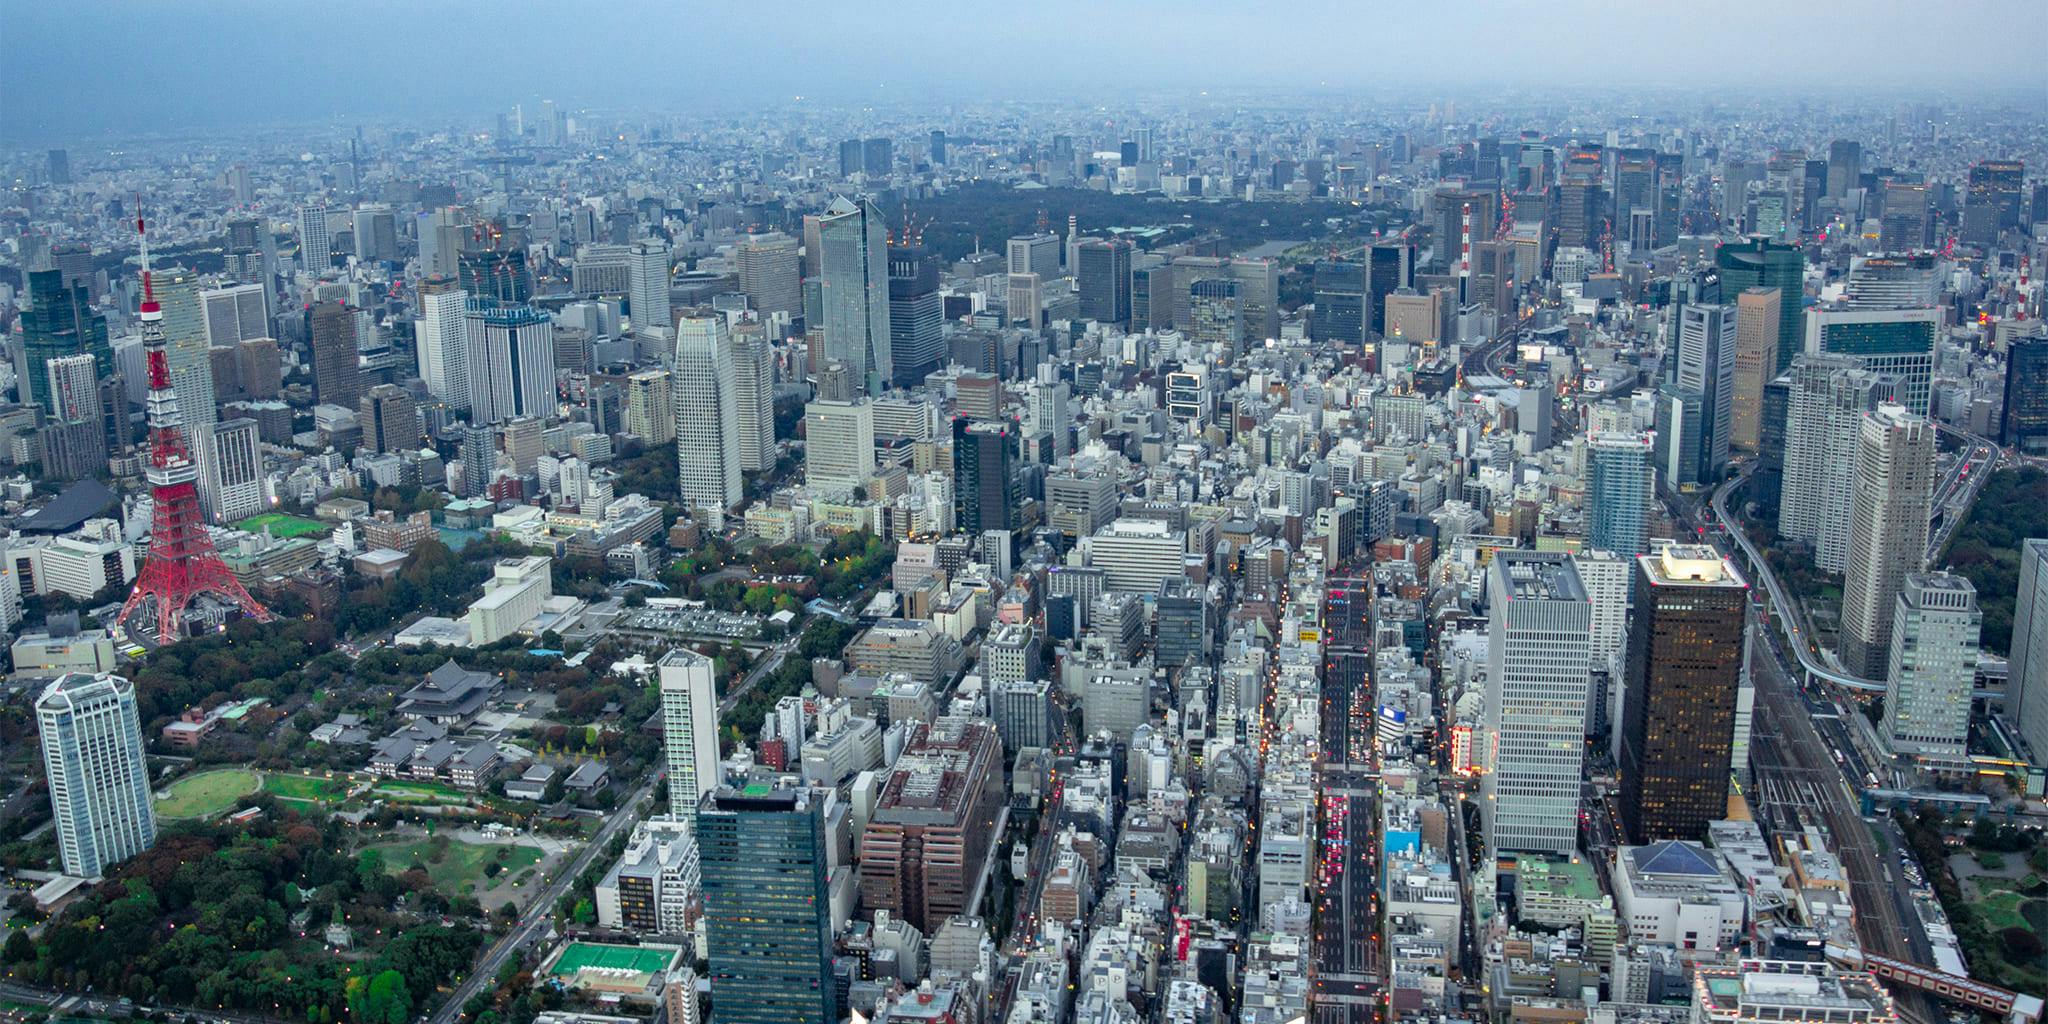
1642;545;1746;588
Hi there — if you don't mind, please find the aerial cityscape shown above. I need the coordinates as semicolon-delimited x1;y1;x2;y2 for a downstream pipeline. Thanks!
2;5;2048;1024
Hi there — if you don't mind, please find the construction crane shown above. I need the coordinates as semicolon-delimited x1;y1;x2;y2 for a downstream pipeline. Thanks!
1496;192;1516;239
1599;217;1615;274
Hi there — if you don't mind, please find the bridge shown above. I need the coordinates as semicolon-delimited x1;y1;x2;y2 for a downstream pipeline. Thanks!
1860;953;2042;1024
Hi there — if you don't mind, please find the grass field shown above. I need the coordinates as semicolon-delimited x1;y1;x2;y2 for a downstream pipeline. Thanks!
550;942;676;976
156;768;260;818
373;838;545;893
262;773;351;803
372;779;471;802
1982;889;2032;931
235;512;332;539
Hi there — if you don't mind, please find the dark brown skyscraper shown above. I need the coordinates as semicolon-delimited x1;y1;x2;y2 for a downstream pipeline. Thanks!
308;302;362;409
1619;545;1749;844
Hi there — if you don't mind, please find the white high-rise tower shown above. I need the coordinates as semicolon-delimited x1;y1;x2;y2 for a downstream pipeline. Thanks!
38;673;157;878
673;317;742;511
659;649;721;823
1483;552;1591;858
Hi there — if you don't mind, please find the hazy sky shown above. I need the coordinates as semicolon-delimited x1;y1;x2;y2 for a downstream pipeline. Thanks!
5;0;2043;141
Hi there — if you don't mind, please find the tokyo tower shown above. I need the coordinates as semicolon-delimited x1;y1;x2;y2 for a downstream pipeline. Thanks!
115;211;273;644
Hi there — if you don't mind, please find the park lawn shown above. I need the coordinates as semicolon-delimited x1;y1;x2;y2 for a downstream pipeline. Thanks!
372;779;472;802
234;512;332;540
1980;888;2031;931
373;838;545;893
262;773;351;803
156;768;261;818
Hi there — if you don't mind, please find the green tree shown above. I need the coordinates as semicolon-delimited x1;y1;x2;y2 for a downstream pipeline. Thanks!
572;898;596;924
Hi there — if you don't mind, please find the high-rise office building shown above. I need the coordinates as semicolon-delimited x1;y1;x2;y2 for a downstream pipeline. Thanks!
298;204;333;275
195;418;264;524
308;301;362;409
1716;238;1804;375
459;425;497;498
20;269;110;416
803;388;874;498
1882;573;1979;763
1879;182;1931;253
732;331;776;473
736;233;802;320
460;245;533;305
954;418;1019;539
1804;307;1939;416
928;129;947;165
199;283;270;346
1484;552;1591;857
1586;431;1653;557
857;718;1002;932
818;197;891;395
1367;240;1414;337
1076;238;1133;327
352;204;398;262
624;369;674;445
672;318;742;512
1189;278;1244;354
1669;303;1736;486
1842;253;1941;310
1311;259;1367;346
359;384;422;454
1966;159;2026;236
697;786;836;1024
2008;540;2048;762
415;280;470;410
1006;232;1062;280
38;672;156;878
2003;337;2048;455
47;148;70;185
862;137;892;176
628;241;672;333
462;300;555;425
1839;405;1935;680
1730;288;1782;452
149;268;216;434
886;243;944;386
1826;140;1861;200
1619;546;1748;844
659;648;721;821
41;354;106;480
1779;356;1893;572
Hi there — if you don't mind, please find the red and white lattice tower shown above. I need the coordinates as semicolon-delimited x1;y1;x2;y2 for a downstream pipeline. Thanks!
116;212;273;643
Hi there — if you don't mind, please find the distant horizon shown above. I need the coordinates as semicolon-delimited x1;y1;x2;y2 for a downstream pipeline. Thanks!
3;0;2043;145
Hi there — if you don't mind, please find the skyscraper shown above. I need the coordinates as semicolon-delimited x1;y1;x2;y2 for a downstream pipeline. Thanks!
2003;336;2048;455
736;233;802;320
1779;356;1892;573
886;243;944;386
818;196;891;395
1484;552;1591;857
148;268;216;434
308;301;362;409
2007;539;2048;762
460;246;533;304
1367;240;1414;337
672;318;742;512
462;300;555;425
1311;259;1367;347
20;269;110;416
954;418;1019;540
1879;182;1931;252
1076;238;1133;327
1619;546;1748;844
1826;140;1861;200
1586;431;1653;557
195;418;264;524
1804;307;1939;416
696;786;836;1024
628;240;671;333
1882;572;1979;763
1839;405;1935;679
38;672;156;878
199;283;270;346
1006;232;1062;280
352;204;398;262
732;330;776;473
1669;303;1736;486
803;388;874;498
359;384;422;454
46;148;70;185
459;425;497;497
1966;159;2026;234
415;280;470;410
298;204;333;275
41;354;106;480
624;369;674;445
1715;237;1804;375
857;719;1003;931
659;649;721;821
1730;287;1782;452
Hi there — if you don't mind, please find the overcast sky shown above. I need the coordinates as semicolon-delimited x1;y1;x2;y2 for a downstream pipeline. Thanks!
5;0;2043;141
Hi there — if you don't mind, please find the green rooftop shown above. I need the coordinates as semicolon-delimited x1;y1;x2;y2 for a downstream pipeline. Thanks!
1515;854;1603;902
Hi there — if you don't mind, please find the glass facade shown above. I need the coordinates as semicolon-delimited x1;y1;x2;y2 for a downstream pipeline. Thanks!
697;789;836;1024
